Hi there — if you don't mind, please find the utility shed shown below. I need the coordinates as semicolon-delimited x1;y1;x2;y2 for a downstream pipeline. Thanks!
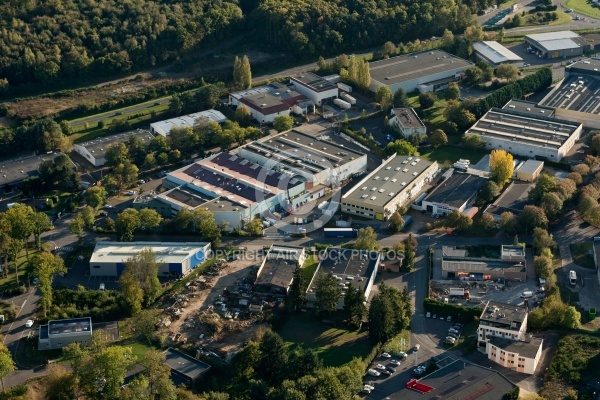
163;348;211;386
515;159;544;182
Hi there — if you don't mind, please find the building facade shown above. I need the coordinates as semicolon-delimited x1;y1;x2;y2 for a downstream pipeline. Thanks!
290;72;339;106
525;31;588;59
255;244;307;294
388;108;427;138
89;242;211;277
442;245;527;281
515;159;544;182
478;301;528;348
38;317;93;350
473;41;524;68
149;110;227;137
486;337;543;375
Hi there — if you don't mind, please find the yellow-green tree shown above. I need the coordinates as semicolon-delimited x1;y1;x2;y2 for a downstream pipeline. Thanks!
33;251;67;317
489;149;514;187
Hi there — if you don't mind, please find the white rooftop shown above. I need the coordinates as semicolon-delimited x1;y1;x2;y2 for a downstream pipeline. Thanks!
473;41;523;64
517;159;544;175
150;110;227;136
90;242;210;264
526;31;582;52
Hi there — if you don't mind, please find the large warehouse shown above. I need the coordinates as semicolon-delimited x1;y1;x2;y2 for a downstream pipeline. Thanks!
290;72;338;106
89;242;211;277
525;31;589;59
473;41;523;68
228;83;308;123
368;50;473;94
149;110;227;137
539;59;600;129
0;152;61;190
421;172;487;216
442;245;527;282
155;130;367;229
464;108;582;160
73;130;154;167
341;154;438;220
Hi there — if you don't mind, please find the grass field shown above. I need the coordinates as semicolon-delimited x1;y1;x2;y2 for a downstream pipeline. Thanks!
421;146;487;165
570;243;596;269
278;313;372;367
0;248;39;295
564;0;600;19
408;94;448;128
382;330;410;354
301;255;319;283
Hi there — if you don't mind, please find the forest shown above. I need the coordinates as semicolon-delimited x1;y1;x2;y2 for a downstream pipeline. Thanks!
0;0;496;90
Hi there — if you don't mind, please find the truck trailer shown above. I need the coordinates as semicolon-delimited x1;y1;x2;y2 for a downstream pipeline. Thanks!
324;228;359;238
339;92;357;105
449;288;466;297
334;98;352;110
337;82;352;92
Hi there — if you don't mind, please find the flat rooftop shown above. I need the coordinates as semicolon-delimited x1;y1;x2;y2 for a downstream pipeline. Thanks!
255;258;296;290
90;242;209;265
473;41;523;64
488;337;543;359
390;359;516;400
391;108;425;129
343;155;435;207
369;50;473;86
518;159;544;175
466;108;581;149
159;187;214;208
163;348;211;381
566;57;600;75
526;31;586;52
77;130;154;159
503;100;555;117
291;72;337;91
489;182;533;213
423;173;487;208
501;245;526;260
480;301;528;326
150;110;227;136
0;152;60;187
307;248;378;296
540;71;600;113
48;317;92;336
237;82;304;111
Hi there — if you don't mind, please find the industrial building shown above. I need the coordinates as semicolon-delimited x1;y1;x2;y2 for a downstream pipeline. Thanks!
478;301;529;346
38;317;93;350
0;152;61;189
484;182;534;221
368;50;473;94
525;31;589;59
89;242;211;277
388;108;427;138
306;248;379;309
342;154;438;220
149;110;227;137
163;348;211;386
487;337;544;375
153;130;366;230
391;359;517;400
73;130;154;167
290;72;339;106
464;108;583;160
473;41;524;68
515;159;544;182
228;83;309;123
442;245;527;282
503;99;555;117
255;244;307;294
539;59;600;129
421;172;487;216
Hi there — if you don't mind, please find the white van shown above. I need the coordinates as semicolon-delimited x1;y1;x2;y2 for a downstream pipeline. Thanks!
521;290;533;298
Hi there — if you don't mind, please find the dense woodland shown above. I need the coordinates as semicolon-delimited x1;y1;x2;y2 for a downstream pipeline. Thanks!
0;0;497;89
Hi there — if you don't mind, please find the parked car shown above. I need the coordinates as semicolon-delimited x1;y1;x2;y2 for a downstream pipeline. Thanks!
99;283;105;291
25;320;34;328
375;364;386;370
364;383;375;391
386;366;396;373
381;352;391;358
448;328;459;334
447;332;459;339
124;190;135;196
361;387;372;394
445;337;456;344
446;316;452;322
426;312;431;318
382;370;392;376
440;315;445;320
367;369;381;377
413;344;420;352
391;359;401;366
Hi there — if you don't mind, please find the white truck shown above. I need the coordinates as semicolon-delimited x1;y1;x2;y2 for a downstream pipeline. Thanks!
449;288;465;297
337;82;352;92
339;92;357;105
334;98;351;110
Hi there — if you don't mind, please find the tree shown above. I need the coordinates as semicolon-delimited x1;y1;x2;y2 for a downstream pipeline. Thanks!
477;213;497;232
533;255;553;279
116;209;141;242
80;206;96;229
532;228;555;255
314;272;342;316
233;56;243;89
455;109;476;129
288;267;307;312
403;238;415;271
33;252;66;317
419;92;436;109
94;346;135;399
273;115;294;132
354;227;379;250
245;217;263;236
240;55;252;89
258;331;288;384
500;211;517;234
84;186;107;209
368;285;403;343
441;29;455;50
445;82;460;100
388;212;404;233
132;310;158;344
193;208;221;245
119;270;143;315
462;134;486;150
134;349;177;400
385;139;417;156
393;88;410;108
541;192;563;219
489;149;514;187
375;86;393;111
529;174;556;202
561;306;581;329
428;129;448;148
343;284;366;329
123;248;162;305
234;105;252;126
30;211;53;250
465;66;482;85
104;142;129;167
480;180;500;202
138;209;162;231
496;64;519;82
0;345;15;391
519;205;548;233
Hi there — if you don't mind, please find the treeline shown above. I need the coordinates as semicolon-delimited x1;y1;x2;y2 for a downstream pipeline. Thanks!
0;0;243;89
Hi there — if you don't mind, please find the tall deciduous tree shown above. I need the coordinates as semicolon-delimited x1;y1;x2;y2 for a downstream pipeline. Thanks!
33;251;66;317
354;227;379;250
123;248;162;305
428;129;448;147
274;115;294;132
393;88;410;108
496;64;519;82
30;211;53;250
84;186;108;209
0;344;15;392
388;211;404;233
258;331;288;384
314;272;342;316
489;149;514;187
119;270;143;315
375;86;393;111
116;209;141;242
69;213;85;242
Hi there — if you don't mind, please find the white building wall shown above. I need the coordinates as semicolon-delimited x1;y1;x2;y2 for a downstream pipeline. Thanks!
371;66;469;94
389;117;427;138
290;79;338;106
248;107;291;124
481;136;562;160
74;144;100;167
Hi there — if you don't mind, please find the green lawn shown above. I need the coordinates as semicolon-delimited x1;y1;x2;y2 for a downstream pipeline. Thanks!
421;146;487;165
0;249;39;295
278;313;373;367
408;94;448;128
564;0;600;19
383;330;410;354
301;255;319;283
570;243;596;269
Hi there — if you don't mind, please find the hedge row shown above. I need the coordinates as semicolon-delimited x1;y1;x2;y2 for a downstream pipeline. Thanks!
423;298;483;323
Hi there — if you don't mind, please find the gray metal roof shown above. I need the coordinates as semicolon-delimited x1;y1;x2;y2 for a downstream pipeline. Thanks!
526;31;583;52
488;337;543;359
473;41;523;64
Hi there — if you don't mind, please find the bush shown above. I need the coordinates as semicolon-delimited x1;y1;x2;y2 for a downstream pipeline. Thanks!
46;288;125;323
314;243;333;250
423;299;482;323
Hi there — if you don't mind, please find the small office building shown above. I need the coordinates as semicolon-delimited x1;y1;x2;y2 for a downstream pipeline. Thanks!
487;337;544;375
473;41;524;68
89;242;211;277
73;130;154;167
229;83;307;123
163;348;211;386
515;159;544;182
38;317;93;350
388;108;427;138
369;50;473;94
525;31;589;59
478;301;529;347
342;154;438;220
255;245;307;294
290;72;338;106
421;172;487;216
149;110;227;137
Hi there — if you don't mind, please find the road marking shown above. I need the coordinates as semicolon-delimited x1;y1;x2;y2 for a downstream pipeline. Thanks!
2;290;35;345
